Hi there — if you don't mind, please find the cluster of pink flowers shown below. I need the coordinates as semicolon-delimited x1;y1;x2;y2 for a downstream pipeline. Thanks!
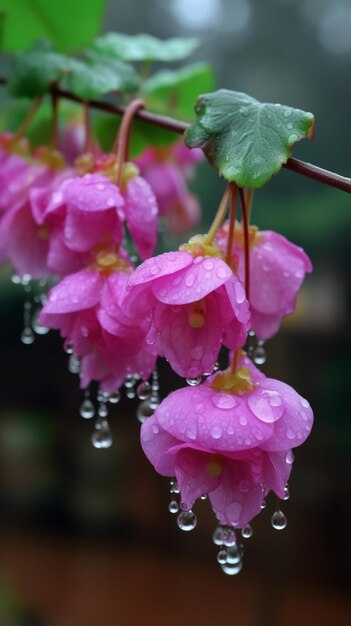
0;122;314;574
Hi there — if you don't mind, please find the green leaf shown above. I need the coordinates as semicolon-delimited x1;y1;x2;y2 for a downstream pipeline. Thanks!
0;0;106;53
7;42;71;97
185;89;315;188
144;63;215;121
65;53;140;100
93;32;199;62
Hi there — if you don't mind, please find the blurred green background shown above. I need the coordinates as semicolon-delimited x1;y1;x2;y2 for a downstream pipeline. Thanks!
0;1;350;625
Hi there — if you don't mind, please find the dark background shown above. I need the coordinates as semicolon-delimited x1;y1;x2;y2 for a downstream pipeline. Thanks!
0;1;350;624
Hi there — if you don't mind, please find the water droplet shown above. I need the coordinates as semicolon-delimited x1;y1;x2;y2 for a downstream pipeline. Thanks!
137;381;151;400
210;424;223;439
136;400;154;423
283;483;290;501
283;109;292;118
64;340;74;354
170;480;180;494
79;398;95;419
91;419;113;449
108;390;121;404
32;309;50;335
253;346;266;365
288;133;299;143
271;510;287;530
21;327;35;345
213;362;220;372
217;549;227;565
211;394;238;409
200;494;207;501
285;450;294;465
241;524;253;539
221;526;237;547
168;500;179;514
261;500;267;510
221;560;242;576
98;402;108;418
11;274;21;284
124;374;135;388
225;544;242;565
68;354;80;374
186;377;202;386
126;388;136;399
177;510;197;532
287;122;293;130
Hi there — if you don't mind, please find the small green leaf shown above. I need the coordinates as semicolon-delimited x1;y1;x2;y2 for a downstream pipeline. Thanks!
1;0;106;53
65;54;140;100
7;43;71;97
185;89;315;188
93;32;199;62
144;63;215;121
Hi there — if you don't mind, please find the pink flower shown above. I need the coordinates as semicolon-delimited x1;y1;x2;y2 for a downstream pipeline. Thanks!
126;248;250;378
141;356;313;528
136;142;202;234
40;253;157;391
217;223;313;339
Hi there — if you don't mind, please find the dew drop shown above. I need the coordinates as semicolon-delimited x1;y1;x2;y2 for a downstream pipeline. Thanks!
124;374;135;388
32;309;50;335
271;509;287;530
68;354;80;374
98;402;108;418
170;479;180;495
283;483;290;501
221;526;237;547
137;381;151;400
64;340;74;354
21;327;35;345
225;543;242;564
168;500;179;514
108;390;121;404
91;419;113;449
288;133;299;143
79;398;95;419
210;424;223;440
186;377;202;386
136;400;154;423
177;510;197;531
283;109;292;118
285;450;294;465
211;394;238;409
221;560;242;576
217;549;228;565
253;345;266;365
241;524;253;539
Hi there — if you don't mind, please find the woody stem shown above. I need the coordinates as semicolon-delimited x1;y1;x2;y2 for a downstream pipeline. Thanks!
204;185;231;245
239;186;250;301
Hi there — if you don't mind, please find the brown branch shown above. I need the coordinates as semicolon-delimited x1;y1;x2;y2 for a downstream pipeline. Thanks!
1;77;350;194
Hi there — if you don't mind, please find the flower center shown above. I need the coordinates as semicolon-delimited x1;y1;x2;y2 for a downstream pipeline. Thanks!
188;300;205;328
206;457;223;477
180;234;225;260
93;249;131;275
210;367;255;396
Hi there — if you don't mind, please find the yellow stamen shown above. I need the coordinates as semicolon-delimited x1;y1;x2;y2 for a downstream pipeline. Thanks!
211;365;255;396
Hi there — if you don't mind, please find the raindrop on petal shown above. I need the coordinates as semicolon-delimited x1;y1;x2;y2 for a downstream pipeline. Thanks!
177;510;197;531
271;509;287;530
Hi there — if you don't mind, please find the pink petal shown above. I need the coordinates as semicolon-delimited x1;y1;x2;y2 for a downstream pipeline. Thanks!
127;251;193;288
152;256;232;305
44;269;103;313
124;176;158;260
152;295;222;378
141;417;181;475
155;383;275;452
175;447;222;509
259;379;314;451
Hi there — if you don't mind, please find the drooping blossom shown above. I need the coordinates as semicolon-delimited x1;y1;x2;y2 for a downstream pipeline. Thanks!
141;355;313;528
136;141;203;234
0;146;69;278
217;222;313;339
40;250;157;391
126;243;250;378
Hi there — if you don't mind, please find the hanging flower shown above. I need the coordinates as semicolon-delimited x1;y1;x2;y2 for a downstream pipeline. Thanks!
141;355;313;528
125;242;250;378
217;222;313;339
